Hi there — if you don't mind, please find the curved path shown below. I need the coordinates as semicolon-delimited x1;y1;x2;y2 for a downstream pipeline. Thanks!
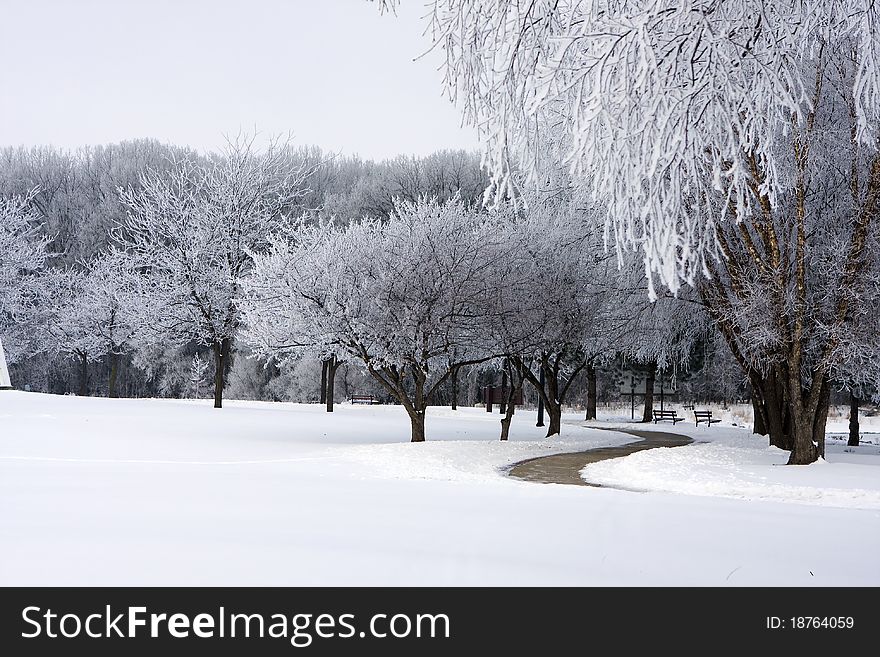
507;428;692;487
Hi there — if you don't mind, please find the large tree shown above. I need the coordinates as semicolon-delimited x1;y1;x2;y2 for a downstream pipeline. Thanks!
243;197;506;441
416;0;880;464
119;137;311;408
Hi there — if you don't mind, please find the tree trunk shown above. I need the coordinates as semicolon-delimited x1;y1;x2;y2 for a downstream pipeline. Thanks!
754;368;794;451
536;366;545;427
326;355;338;412
212;339;230;409
543;361;562;437
108;352;119;398
409;410;426;443
499;386;516;441
848;392;860;447
78;351;88;397
499;362;522;441
499;369;508;414
788;421;819;465
365;365;429;442
641;362;656;423
545;399;562;437
785;372;828;465
585;362;597;421
320;358;328;405
513;356;564;437
812;377;830;460
751;394;767;435
451;366;458;411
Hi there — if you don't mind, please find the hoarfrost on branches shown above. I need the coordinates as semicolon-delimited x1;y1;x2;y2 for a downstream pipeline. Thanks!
424;0;880;294
242;196;510;441
118;136;312;408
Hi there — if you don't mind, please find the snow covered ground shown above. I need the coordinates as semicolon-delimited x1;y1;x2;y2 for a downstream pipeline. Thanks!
581;419;880;509
1;391;878;586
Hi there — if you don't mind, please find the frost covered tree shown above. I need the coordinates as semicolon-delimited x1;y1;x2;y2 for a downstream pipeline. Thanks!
188;354;211;399
43;268;94;396
44;254;139;397
243;197;505;441
481;192;631;437
0;141;190;266
0;194;51;381
0;194;50;317
407;1;880;464
119;137;311;408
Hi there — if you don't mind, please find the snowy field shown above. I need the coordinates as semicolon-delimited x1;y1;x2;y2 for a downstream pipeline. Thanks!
1;391;878;586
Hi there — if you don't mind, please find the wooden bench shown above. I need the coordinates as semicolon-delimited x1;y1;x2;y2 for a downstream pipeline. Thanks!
350;395;377;405
682;403;695;410
694;410;720;426
653;409;683;424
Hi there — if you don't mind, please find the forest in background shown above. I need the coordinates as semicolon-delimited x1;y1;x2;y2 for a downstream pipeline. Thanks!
0;138;747;418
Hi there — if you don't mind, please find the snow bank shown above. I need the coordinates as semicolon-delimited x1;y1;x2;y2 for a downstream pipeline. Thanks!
581;420;880;510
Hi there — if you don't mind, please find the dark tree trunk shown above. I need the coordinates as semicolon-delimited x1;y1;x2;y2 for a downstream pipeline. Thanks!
409;410;426;443
406;364;429;442
788;422;819;465
641;362;656;423
451;366;458;411
499;362;522;441
849;392;860;447
751;393;767;435
543;361;562;437
212;339;231;409
366;363;431;442
545;399;562;437
585;362;597;421
772;385;793;451
514;354;577;438
499;369;508;415
536;366;545;427
812;377;830;460
326;355;339;412
320;358;328;405
108;352;119;398
786;371;827;465
499;386;516;441
755;368;794;451
78;351;88;397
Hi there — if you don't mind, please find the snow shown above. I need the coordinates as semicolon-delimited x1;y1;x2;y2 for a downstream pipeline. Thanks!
2;391;878;586
581;419;880;510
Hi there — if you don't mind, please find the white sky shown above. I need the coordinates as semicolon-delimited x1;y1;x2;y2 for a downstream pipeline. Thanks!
0;0;479;160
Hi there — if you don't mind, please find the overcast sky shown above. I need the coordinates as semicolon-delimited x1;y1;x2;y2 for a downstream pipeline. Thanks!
0;0;479;160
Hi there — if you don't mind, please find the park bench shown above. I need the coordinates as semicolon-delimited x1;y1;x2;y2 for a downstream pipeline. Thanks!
694;410;721;427
652;409;683;424
682;403;695;410
350;394;378;405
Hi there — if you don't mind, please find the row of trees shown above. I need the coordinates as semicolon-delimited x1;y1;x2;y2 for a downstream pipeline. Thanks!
9;122;866;450
0;139;490;403
242;191;701;441
0;133;701;443
381;0;880;463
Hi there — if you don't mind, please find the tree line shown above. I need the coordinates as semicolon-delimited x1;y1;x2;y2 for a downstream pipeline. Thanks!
1;135;706;443
3;121;872;453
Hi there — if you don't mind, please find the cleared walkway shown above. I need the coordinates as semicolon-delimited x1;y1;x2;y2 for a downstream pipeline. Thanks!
507;428;692;486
